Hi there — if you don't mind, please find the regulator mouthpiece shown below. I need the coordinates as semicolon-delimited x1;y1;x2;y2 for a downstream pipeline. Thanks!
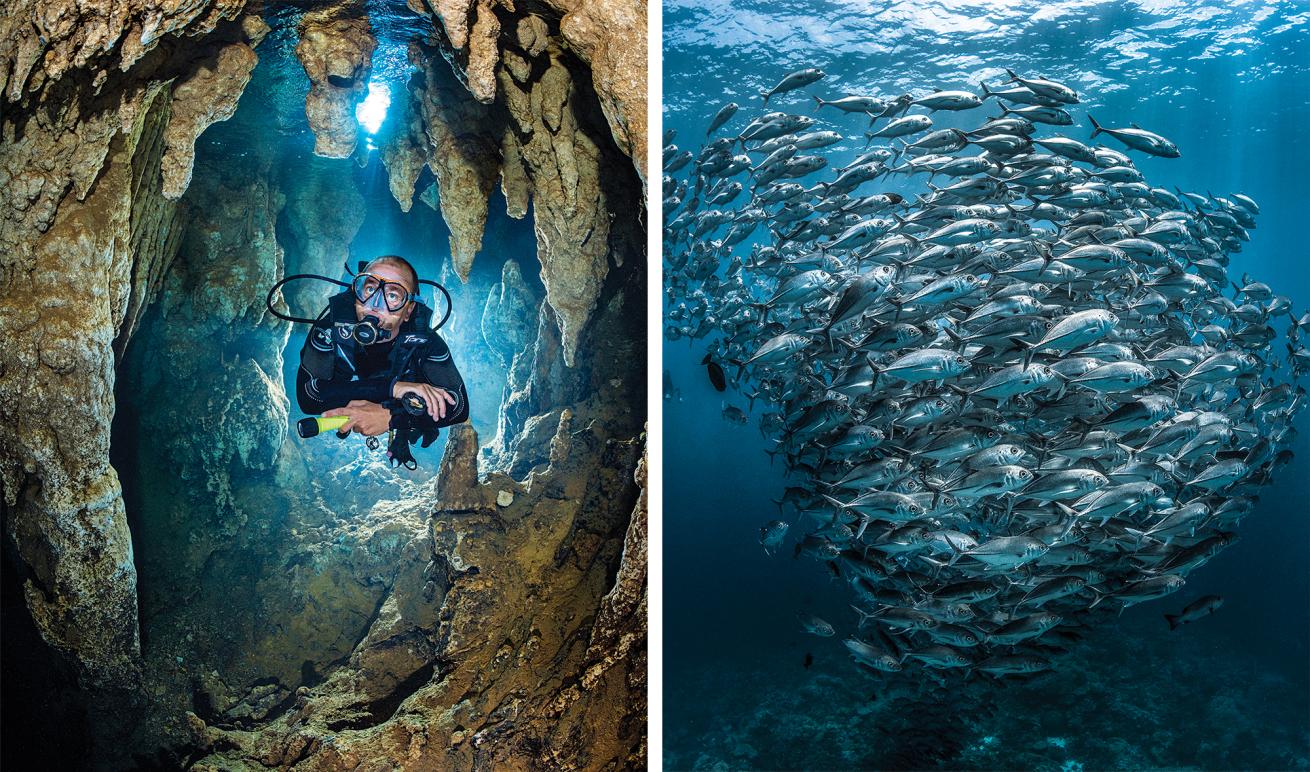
351;315;391;345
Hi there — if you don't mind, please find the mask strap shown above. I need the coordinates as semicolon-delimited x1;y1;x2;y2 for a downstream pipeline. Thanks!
264;274;350;325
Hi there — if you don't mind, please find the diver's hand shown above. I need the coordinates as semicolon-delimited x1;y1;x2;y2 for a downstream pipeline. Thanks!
322;400;391;437
392;381;457;422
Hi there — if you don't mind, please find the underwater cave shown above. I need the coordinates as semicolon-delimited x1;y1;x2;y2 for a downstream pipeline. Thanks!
0;0;647;768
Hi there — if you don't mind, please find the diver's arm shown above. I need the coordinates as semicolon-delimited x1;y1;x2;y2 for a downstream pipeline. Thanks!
296;366;392;414
393;335;471;429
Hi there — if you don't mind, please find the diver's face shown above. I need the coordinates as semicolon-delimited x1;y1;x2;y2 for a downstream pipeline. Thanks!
355;262;415;339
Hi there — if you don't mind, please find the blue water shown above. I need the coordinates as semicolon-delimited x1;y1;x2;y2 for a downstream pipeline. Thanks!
663;2;1310;768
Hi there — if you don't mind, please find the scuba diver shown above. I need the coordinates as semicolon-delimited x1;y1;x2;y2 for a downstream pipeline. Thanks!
275;254;470;469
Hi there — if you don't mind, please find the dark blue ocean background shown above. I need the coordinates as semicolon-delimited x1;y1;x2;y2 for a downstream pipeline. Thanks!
663;1;1310;768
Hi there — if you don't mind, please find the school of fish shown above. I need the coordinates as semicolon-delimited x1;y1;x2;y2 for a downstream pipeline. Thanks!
663;67;1309;681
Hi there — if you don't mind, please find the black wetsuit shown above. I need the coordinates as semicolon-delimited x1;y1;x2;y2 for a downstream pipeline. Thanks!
295;292;470;442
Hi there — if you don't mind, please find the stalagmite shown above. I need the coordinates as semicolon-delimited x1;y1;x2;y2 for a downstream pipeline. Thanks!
481;258;541;368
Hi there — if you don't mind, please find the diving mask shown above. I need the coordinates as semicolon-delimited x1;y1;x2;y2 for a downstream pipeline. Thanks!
352;273;415;312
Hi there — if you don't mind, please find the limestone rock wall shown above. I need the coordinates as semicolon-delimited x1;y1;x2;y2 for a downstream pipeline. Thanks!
121;124;291;596
0;5;266;685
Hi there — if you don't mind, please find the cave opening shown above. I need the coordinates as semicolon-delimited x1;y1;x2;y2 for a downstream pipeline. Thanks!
102;0;548;758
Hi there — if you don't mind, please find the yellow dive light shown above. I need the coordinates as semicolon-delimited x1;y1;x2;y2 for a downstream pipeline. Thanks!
296;415;350;438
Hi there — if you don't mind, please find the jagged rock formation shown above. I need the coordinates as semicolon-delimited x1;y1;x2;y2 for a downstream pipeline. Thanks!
407;0;647;185
295;2;377;158
159;29;264;197
0;2;267;687
482;259;541;368
0;0;646;767
407;44;502;282
370;0;646;367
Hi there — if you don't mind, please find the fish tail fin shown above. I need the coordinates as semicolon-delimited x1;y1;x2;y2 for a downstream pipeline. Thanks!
980;81;993;97
945;382;971;415
889;299;904;323
945;540;964;568
1004;67;1019;82
812;94;825;111
1088;114;1103;138
1000;104;1014;117
1019;338;1039;368
1164;613;1180;631
760;89;771;105
821;493;850;512
854;515;871;541
865;354;882;390
1053;501;1078;523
